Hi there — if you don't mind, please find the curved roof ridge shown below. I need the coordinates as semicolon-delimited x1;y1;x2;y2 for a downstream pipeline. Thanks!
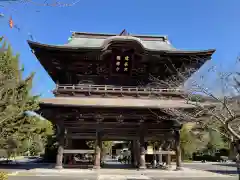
71;31;168;40
66;35;176;51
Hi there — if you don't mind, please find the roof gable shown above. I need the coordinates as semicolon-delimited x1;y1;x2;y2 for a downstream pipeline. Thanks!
65;31;175;51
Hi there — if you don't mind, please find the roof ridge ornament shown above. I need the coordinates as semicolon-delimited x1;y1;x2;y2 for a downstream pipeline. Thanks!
68;36;73;42
119;29;129;36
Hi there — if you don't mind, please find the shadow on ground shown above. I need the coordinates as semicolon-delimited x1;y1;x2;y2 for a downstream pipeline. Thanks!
208;169;239;175
0;162;51;172
213;163;237;167
197;163;239;175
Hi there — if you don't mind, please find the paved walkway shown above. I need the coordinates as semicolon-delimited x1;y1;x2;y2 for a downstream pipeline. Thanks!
10;166;233;178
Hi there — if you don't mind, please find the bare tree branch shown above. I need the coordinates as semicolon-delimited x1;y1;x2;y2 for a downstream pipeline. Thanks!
151;55;240;141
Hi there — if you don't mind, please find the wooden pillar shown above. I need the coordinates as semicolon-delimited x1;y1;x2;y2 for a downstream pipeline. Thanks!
64;138;72;165
139;135;146;169
175;130;182;170
153;145;157;168
165;142;171;169
94;132;101;169
158;147;163;165
100;140;103;165
55;122;65;169
133;140;138;167
130;141;134;166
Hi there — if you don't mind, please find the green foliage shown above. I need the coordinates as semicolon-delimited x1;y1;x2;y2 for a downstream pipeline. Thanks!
0;39;39;133
180;122;228;159
0;149;7;158
86;140;113;156
0;38;53;156
102;141;113;155
180;123;209;159
5;137;19;158
43;136;58;162
0;172;8;180
201;129;227;155
180;124;198;159
187;94;205;102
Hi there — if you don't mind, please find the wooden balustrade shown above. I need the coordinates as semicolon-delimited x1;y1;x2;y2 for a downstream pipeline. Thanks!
54;84;183;97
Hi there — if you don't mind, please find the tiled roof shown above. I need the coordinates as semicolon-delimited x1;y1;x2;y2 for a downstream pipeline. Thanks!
65;32;176;51
27;31;215;55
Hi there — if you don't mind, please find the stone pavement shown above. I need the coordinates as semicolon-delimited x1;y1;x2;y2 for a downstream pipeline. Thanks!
8;177;238;180
9;166;234;179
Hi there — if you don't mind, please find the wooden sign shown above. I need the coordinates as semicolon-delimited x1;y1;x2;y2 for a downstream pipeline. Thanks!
111;51;132;75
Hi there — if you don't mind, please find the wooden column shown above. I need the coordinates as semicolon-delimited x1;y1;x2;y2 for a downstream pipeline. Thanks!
94;132;101;169
139;135;146;169
175;130;182;170
158;147;163;165
153;145;157;168
133;140;138;168
100;140;103;165
130;141;135;166
55;122;65;169
64;138;72;165
165;142;171;169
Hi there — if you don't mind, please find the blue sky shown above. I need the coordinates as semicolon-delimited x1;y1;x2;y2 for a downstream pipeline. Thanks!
1;0;240;97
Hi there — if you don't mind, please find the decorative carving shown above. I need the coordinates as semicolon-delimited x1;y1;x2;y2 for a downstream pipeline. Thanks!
116;115;124;124
77;114;84;121
84;64;93;75
132;64;147;76
139;117;145;124
96;63;109;74
95;114;104;123
78;80;94;84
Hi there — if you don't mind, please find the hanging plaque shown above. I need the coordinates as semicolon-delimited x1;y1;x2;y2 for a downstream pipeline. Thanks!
111;51;132;75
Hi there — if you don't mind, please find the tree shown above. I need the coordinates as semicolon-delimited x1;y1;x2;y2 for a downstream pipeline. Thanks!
206;129;226;154
17;116;54;156
151;55;240;176
180;123;203;159
0;38;42;153
5;137;19;160
0;0;81;37
102;141;113;155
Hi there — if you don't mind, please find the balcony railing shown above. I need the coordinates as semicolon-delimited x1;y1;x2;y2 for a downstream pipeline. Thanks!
54;84;184;97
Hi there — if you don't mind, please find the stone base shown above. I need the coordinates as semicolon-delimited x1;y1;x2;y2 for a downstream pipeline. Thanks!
93;165;101;169
165;165;172;170
138;165;146;170
175;166;183;171
55;165;63;169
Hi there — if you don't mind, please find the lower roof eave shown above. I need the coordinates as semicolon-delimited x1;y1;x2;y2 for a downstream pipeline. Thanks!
27;40;215;56
39;97;216;109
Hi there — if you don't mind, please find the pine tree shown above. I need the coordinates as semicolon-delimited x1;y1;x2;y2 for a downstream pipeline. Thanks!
0;38;40;150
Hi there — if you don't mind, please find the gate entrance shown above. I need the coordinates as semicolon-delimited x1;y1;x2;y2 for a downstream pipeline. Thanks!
28;30;215;170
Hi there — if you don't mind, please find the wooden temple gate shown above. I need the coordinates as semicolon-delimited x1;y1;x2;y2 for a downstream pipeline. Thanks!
38;86;198;170
27;30;215;170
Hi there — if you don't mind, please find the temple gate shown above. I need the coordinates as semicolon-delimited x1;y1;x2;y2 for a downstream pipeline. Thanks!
28;30;215;170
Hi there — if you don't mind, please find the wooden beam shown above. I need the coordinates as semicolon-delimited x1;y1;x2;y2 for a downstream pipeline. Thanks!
67;131;169;137
63;149;94;154
67;135;166;140
63;122;177;128
66;128;176;134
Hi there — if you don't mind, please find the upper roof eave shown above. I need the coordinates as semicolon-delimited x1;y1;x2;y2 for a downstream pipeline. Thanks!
27;40;216;56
